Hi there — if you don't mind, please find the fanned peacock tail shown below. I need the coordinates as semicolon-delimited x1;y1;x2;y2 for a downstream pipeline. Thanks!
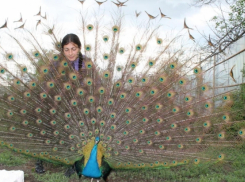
0;0;244;174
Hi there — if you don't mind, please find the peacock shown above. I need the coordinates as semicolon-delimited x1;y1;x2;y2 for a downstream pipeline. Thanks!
0;0;245;181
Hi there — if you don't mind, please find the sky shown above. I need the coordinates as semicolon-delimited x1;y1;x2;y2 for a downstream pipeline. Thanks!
0;0;243;88
0;0;220;38
0;0;226;75
0;0;223;58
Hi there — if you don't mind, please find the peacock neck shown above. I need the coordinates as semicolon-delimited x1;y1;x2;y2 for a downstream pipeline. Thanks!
82;143;102;178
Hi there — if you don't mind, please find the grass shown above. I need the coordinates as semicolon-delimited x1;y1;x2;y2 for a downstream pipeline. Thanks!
32;171;84;182
109;159;245;182
0;145;29;166
0;143;245;181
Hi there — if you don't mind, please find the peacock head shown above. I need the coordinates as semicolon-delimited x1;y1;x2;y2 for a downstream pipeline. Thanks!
95;136;100;144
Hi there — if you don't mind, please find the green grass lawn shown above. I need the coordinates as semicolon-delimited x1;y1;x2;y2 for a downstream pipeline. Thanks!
0;144;245;182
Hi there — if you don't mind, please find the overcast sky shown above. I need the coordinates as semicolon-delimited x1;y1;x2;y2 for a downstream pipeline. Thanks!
1;0;239;84
0;0;220;38
0;0;224;72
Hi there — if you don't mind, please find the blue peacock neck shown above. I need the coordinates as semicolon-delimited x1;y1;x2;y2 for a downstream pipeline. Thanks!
82;138;102;178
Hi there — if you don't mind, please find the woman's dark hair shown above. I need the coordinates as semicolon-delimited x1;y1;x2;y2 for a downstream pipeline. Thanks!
61;33;84;69
61;34;81;49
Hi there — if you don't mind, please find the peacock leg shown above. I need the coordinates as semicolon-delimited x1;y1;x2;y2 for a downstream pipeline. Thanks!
35;159;45;174
64;165;76;177
91;178;93;182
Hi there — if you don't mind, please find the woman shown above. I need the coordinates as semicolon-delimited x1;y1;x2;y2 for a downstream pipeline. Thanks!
36;34;87;174
61;33;85;71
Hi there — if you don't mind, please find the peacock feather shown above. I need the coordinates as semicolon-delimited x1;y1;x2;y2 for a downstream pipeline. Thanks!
0;0;245;181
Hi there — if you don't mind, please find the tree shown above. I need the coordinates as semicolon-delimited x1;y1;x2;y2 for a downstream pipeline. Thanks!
192;0;235;7
193;0;245;57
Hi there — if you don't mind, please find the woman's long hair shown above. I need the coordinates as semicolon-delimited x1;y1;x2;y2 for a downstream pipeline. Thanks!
61;34;84;69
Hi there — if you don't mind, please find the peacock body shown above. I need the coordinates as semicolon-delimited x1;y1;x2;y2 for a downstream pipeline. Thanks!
0;0;245;181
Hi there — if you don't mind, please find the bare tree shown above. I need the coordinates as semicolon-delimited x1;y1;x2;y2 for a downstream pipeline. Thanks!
192;0;235;7
193;0;245;61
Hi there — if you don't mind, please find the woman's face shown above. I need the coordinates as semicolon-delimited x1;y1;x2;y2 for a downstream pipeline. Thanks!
63;42;80;61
